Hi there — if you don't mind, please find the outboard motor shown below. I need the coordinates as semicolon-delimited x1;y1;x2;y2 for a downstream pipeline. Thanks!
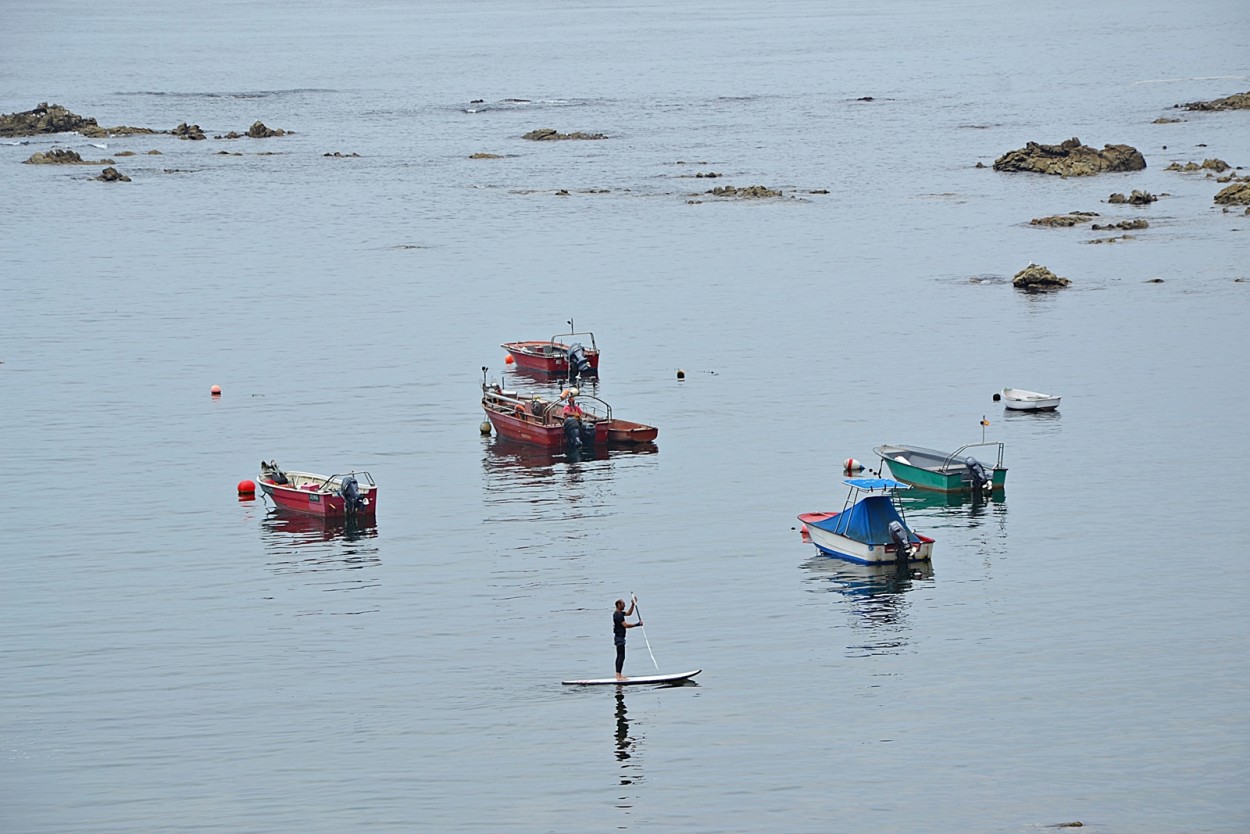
563;416;583;450
339;475;365;514
964;456;991;496
566;343;593;379
888;521;914;560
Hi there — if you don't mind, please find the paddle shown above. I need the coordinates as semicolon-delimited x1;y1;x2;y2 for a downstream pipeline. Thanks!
630;593;661;672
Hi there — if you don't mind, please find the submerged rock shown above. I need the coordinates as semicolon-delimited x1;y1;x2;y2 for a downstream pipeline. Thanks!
522;128;606;141
993;137;1146;176
1091;218;1148;230
172;122;206;140
1012;263;1071;291
1107;190;1157;204
469;152;503;159
1167;158;1231;173
95;166;131;182
24;148;113;165
706;184;782;199
1030;211;1098;227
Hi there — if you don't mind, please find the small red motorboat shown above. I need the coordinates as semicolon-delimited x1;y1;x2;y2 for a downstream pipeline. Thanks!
481;380;656;452
501;321;600;376
257;460;377;517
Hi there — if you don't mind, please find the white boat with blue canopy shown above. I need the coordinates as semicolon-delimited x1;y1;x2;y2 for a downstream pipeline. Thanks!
797;477;935;565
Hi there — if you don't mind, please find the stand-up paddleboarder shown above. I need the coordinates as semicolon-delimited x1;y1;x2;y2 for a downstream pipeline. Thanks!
613;598;643;681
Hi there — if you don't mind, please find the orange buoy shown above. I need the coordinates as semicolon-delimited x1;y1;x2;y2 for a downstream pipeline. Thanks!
504;354;515;364
237;479;256;495
210;384;222;396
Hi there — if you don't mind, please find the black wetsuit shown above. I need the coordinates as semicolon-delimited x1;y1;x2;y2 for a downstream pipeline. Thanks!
613;609;627;673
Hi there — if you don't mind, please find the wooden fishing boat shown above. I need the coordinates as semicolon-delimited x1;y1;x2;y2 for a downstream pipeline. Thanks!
798;477;935;565
997;387;1061;411
481;380;656;452
257;460;377;517
873;442;1007;495
604;418;659;444
501;322;600;376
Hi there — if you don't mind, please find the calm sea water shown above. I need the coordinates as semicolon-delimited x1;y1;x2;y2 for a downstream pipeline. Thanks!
4;1;1249;832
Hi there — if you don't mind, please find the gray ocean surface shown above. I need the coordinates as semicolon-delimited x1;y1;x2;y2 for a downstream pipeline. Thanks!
3;1;1249;832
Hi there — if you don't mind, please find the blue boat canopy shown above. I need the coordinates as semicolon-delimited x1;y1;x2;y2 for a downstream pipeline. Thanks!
808;494;918;545
843;477;911;491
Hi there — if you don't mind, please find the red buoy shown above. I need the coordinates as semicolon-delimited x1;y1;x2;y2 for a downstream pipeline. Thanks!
504;354;515;365
237;479;256;495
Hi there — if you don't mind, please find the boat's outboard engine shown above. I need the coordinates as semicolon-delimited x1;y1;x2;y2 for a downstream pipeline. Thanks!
339;475;366;514
566;343;592;379
563;416;583;450
888;521;914;560
964;456;991;496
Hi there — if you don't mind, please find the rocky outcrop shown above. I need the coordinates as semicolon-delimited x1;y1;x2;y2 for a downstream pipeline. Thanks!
993;137;1146;176
1030;212;1098;227
522;128;606;141
1214;183;1250;205
469;152;503;159
706;184;782;198
172;122;206;140
1091;218;1148;230
1107;190;1157;204
95;167;131;182
1177;91;1250;111
24;148;113;165
1166;159;1231;173
0;103;158;138
325;151;361;157
1012;263;1071;291
1;103;97;136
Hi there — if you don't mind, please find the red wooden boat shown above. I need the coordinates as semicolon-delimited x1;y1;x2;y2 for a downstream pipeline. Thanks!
501;322;600;376
257;460;377;517
481;383;656;451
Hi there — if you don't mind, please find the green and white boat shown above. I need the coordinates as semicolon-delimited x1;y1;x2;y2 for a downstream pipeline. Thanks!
873;442;1006;495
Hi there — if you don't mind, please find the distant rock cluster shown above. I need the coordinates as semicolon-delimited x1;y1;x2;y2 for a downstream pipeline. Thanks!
1107;190;1157;204
522;128;606;141
0;102;156;138
1176;91;1250;111
993;137;1146;177
24;148;112;165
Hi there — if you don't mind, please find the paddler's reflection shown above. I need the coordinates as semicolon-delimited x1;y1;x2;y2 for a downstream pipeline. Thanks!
614;689;643;785
615;688;633;761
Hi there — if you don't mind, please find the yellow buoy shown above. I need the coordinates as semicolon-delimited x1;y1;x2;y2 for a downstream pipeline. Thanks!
480;421;492;435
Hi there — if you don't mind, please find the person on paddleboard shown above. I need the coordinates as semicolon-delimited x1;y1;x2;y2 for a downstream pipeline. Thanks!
613;597;643;681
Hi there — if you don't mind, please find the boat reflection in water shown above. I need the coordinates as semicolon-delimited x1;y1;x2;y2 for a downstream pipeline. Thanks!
802;555;932;656
261;510;379;544
260;511;381;611
484;436;658;469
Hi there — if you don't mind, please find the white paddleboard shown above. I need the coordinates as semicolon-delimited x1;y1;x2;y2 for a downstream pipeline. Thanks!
562;669;701;686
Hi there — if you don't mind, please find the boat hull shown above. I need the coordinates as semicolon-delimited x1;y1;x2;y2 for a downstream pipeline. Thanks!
875;445;1007;494
603;418;659;444
798;512;934;564
501;340;600;374
259;482;378;517
1003;397;1060;411
484;406;609;450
